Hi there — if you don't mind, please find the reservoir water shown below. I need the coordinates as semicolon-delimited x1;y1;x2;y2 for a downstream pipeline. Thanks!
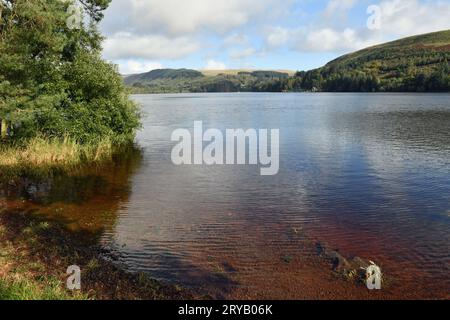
3;93;449;299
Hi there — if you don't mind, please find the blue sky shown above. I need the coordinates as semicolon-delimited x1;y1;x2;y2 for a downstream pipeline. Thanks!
99;0;450;74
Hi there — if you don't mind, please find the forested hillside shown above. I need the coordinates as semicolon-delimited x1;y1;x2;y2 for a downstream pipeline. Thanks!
125;30;450;93
291;30;450;92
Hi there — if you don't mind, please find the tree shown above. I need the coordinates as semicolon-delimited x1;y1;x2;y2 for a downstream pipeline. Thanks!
0;0;139;143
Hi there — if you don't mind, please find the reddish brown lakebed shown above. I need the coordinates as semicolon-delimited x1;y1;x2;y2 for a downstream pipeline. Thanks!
1;93;449;299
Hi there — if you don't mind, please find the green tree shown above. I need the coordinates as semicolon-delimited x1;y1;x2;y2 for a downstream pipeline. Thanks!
0;0;139;143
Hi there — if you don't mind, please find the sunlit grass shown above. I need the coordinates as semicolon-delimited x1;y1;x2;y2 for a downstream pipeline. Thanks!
0;136;119;179
0;276;89;300
0;220;89;301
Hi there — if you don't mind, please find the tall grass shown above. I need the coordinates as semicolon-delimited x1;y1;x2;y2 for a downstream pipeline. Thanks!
0;136;119;179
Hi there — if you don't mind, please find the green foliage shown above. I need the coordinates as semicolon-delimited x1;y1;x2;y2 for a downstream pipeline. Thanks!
245;71;289;79
0;0;139;145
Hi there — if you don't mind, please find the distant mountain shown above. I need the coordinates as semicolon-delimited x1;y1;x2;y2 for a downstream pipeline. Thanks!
124;68;292;93
124;69;203;86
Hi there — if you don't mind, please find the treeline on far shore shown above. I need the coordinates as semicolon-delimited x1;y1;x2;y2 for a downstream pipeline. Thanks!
285;61;450;93
128;59;450;94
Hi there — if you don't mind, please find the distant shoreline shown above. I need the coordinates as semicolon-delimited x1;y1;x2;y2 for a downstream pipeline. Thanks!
128;91;450;95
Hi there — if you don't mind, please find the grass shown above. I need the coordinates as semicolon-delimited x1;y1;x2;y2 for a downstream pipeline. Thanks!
0;276;89;300
0;136;118;180
0;220;87;300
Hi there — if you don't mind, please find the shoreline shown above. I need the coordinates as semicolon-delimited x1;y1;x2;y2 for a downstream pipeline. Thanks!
0;138;138;182
0;205;366;300
1;201;448;300
129;91;450;95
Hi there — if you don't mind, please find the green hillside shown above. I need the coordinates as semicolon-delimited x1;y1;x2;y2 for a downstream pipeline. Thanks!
294;30;450;92
124;30;450;93
125;69;289;93
124;69;203;85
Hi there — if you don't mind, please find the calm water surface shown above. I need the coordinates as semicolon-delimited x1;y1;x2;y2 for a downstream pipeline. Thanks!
4;93;450;298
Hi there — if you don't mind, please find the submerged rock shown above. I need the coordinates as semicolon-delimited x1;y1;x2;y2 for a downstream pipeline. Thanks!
315;241;375;284
349;257;370;270
315;242;350;271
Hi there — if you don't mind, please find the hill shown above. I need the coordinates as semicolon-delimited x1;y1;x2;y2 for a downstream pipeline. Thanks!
124;69;204;86
200;69;295;77
294;30;450;92
125;69;291;93
124;30;450;93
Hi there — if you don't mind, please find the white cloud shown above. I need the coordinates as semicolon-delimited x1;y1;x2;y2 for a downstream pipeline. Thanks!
377;0;450;36
223;34;249;47
103;32;200;60
100;0;450;66
204;60;227;70
323;0;357;17
264;26;379;53
264;0;450;54
103;0;281;36
230;47;257;59
100;0;284;63
118;61;163;75
299;28;380;52
266;27;290;48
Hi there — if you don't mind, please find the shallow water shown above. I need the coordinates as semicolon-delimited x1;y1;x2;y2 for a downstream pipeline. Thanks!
3;93;450;298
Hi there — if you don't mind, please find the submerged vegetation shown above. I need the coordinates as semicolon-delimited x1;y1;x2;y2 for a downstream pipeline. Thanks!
0;0;140;175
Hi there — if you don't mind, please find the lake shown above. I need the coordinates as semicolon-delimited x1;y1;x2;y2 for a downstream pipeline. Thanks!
4;93;450;299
